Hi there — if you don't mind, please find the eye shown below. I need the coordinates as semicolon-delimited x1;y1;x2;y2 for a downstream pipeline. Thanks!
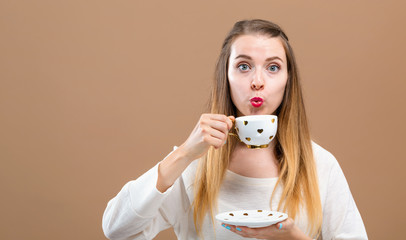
268;64;280;72
238;63;250;72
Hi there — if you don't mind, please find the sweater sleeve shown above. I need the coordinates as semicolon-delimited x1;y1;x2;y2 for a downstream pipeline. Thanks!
321;159;368;240
102;148;191;240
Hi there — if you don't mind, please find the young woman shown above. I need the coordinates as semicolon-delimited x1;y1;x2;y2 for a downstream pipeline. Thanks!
102;19;368;240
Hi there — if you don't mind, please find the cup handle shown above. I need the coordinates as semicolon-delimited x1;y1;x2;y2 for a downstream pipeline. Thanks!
228;132;239;139
228;120;240;141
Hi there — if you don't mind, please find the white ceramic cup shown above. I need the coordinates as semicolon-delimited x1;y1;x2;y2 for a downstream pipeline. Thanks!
232;115;278;149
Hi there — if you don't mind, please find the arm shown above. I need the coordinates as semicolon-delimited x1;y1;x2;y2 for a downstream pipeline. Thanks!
157;114;235;193
321;160;368;239
102;114;234;239
102;152;183;240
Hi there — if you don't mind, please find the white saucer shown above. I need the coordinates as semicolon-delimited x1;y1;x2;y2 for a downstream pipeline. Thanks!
215;210;288;228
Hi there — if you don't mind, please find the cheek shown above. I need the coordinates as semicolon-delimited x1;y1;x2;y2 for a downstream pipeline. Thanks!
228;72;241;99
275;80;287;95
229;81;243;105
228;76;249;102
272;73;288;94
264;76;288;105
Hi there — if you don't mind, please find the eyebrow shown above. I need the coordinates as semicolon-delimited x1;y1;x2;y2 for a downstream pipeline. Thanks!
235;54;284;62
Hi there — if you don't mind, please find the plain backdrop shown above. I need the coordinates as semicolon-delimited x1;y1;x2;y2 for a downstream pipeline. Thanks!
1;1;405;239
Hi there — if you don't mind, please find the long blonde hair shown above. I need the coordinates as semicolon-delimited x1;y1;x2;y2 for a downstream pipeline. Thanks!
192;19;322;238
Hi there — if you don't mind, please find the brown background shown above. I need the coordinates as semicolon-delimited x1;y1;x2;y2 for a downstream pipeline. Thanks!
1;0;405;239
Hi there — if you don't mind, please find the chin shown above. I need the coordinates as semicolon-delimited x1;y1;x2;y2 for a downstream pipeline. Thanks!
237;109;271;117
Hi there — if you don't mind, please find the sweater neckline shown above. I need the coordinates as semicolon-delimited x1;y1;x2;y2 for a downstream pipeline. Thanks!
225;169;278;186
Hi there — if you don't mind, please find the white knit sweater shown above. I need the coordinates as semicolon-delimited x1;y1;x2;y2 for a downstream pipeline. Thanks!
102;141;368;240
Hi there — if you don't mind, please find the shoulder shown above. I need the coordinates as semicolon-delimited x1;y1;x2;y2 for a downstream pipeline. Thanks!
311;140;340;174
311;140;351;193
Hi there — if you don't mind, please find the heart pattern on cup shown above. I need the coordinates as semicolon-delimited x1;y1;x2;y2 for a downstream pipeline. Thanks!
234;116;277;147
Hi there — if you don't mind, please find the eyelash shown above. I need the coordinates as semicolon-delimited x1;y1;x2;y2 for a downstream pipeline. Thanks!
268;64;280;72
237;63;280;72
238;63;251;71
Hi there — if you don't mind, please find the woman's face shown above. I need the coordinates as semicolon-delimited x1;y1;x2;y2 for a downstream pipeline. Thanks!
228;34;288;116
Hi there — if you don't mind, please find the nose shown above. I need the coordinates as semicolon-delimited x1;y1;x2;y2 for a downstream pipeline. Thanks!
251;71;264;90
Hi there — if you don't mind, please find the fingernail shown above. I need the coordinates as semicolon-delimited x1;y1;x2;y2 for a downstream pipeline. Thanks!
222;224;226;228
278;223;283;230
226;226;231;230
236;227;242;231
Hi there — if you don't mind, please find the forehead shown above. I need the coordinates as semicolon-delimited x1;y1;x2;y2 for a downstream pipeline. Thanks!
229;34;286;62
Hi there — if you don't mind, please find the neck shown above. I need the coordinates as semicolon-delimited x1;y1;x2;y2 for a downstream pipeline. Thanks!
228;140;279;178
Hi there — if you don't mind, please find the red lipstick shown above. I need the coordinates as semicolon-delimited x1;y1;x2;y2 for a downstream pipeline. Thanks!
250;97;263;107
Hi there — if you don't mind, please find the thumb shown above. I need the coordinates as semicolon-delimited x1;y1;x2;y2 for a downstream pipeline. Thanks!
227;116;236;130
228;115;236;122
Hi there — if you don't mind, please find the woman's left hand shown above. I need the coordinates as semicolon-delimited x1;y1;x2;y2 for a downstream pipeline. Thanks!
221;218;312;240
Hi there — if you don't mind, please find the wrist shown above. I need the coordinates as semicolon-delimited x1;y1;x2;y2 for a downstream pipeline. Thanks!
177;144;198;162
156;146;193;193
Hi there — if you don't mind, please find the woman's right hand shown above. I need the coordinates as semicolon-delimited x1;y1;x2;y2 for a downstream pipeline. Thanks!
179;114;235;161
156;114;234;193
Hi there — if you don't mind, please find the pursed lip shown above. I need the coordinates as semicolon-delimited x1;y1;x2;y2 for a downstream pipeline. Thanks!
250;97;264;102
250;97;264;107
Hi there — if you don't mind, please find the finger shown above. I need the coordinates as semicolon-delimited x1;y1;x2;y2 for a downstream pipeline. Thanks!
221;223;240;233
208;114;229;122
239;226;259;236
204;126;225;141
275;218;290;230
222;224;246;237
204;135;225;149
236;225;271;238
231;225;245;234
226;116;235;130
207;120;229;135
209;114;233;129
228;115;236;123
230;225;261;239
207;114;235;131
